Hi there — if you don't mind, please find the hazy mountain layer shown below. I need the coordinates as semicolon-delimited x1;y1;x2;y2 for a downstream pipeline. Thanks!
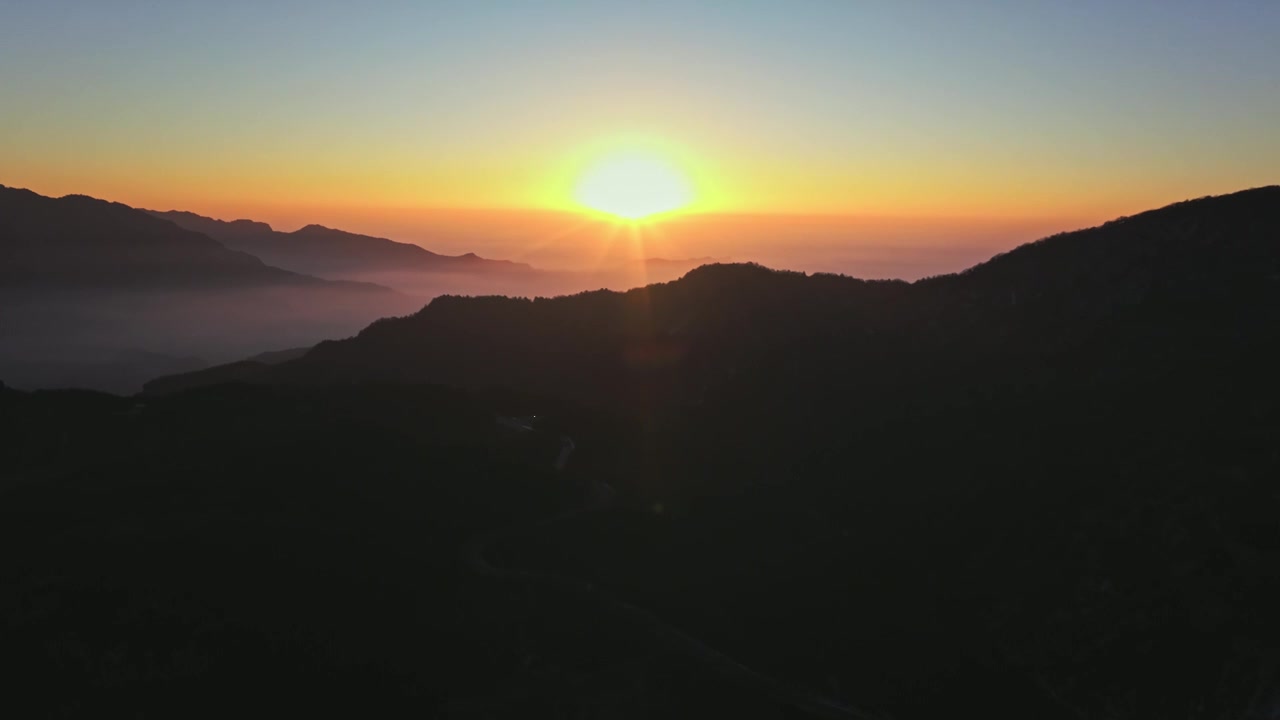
0;186;419;393
150;208;532;277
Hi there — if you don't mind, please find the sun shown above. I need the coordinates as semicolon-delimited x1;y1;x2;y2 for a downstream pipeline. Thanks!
574;150;692;220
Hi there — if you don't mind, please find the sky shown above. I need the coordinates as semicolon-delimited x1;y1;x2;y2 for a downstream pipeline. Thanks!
2;0;1278;255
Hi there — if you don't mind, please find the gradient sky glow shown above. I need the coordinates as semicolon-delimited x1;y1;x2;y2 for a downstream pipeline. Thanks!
2;0;1278;223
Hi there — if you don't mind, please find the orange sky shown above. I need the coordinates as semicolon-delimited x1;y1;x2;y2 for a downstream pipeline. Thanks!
0;169;1227;281
2;2;1276;278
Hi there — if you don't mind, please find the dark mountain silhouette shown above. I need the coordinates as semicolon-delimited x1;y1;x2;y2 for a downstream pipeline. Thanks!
7;187;1280;719
150;209;533;277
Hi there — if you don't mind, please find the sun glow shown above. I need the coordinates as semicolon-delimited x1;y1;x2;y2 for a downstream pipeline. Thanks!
574;150;693;220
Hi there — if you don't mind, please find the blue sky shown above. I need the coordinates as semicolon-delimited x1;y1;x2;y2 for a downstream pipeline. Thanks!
2;0;1277;218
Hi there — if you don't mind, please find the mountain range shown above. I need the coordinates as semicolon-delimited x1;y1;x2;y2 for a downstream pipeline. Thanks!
0;186;385;291
0;185;420;392
148;186;1280;413
4;186;1279;718
149;209;532;277
0;185;749;393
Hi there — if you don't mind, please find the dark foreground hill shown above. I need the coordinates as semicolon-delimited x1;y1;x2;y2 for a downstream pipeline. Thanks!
151;209;532;278
5;187;1280;718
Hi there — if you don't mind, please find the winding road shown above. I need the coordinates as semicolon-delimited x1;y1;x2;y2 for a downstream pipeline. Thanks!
465;473;876;720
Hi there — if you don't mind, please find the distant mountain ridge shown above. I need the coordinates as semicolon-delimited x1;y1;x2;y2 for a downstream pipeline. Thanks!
0;185;417;393
149;209;533;277
2;186;332;290
145;186;1280;403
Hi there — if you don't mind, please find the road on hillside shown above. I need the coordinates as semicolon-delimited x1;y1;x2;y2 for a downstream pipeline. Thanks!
464;468;875;720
